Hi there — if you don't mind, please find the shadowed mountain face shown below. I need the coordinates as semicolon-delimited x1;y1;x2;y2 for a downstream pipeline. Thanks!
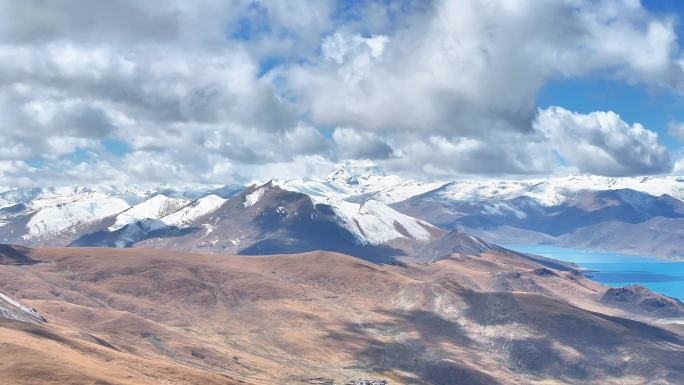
555;216;684;257
4;172;684;259
396;188;684;235
416;230;504;262
0;246;682;385
393;188;684;258
72;183;412;262
0;244;39;265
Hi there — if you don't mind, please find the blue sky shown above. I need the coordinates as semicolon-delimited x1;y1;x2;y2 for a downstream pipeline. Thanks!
1;0;684;186
538;0;684;151
538;77;684;150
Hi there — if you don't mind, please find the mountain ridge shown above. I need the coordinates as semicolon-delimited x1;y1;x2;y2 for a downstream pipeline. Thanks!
3;164;684;258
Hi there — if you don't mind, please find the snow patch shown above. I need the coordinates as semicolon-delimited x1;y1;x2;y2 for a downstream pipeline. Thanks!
244;187;267;207
275;165;443;205
331;200;434;245
437;175;684;206
112;219;167;248
109;195;189;231
0;291;44;322
24;193;130;239
161;194;226;227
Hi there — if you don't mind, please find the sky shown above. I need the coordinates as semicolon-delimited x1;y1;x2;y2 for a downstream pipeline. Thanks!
1;0;684;187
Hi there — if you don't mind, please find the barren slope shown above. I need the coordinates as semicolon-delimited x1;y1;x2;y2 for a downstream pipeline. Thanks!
0;246;682;384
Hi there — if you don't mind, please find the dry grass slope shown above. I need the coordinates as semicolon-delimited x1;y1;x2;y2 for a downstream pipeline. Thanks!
0;245;681;384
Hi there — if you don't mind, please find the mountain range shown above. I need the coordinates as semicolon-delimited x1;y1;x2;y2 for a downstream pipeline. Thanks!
2;163;684;259
2;165;684;383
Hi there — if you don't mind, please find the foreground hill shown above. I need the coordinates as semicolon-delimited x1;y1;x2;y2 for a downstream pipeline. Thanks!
0;245;682;384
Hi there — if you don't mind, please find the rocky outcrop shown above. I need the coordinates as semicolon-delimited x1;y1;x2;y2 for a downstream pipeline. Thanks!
0;244;39;265
600;285;684;318
0;291;45;323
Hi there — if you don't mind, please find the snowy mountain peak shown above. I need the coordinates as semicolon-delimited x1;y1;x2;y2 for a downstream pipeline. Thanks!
327;161;386;184
161;194;226;226
276;163;442;205
243;181;277;208
109;194;190;231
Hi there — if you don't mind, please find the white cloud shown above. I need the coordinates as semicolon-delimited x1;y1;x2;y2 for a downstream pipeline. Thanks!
668;120;684;141
675;158;684;174
535;106;671;176
0;0;682;186
290;0;684;136
332;127;393;160
380;132;555;178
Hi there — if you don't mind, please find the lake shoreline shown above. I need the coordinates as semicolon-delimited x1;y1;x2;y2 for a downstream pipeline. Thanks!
505;244;684;302
523;242;684;262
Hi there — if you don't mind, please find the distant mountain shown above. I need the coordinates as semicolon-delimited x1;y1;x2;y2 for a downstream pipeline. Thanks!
556;217;684;258
392;181;684;258
278;166;684;258
73;182;440;262
0;173;443;260
394;186;684;234
109;194;191;231
413;175;684;205
0;188;134;247
0;184;240;248
4;167;684;258
275;161;444;204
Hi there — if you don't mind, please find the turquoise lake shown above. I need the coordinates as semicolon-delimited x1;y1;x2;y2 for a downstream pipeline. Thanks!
505;244;684;302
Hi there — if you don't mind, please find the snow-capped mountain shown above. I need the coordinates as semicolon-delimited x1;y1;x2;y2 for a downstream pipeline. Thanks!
277;163;684;206
0;180;250;245
3;164;684;258
0;164;445;256
109;194;191;231
0;189;136;246
394;178;684;258
160;194;227;227
331;199;434;245
275;161;444;204
71;182;441;261
429;175;684;206
275;166;684;259
276;163;684;258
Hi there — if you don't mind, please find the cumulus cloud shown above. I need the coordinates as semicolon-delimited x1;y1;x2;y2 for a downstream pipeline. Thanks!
332;127;393;160
0;0;682;186
667;120;684;141
381;132;555;178
535;107;671;176
287;0;684;136
675;158;684;174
